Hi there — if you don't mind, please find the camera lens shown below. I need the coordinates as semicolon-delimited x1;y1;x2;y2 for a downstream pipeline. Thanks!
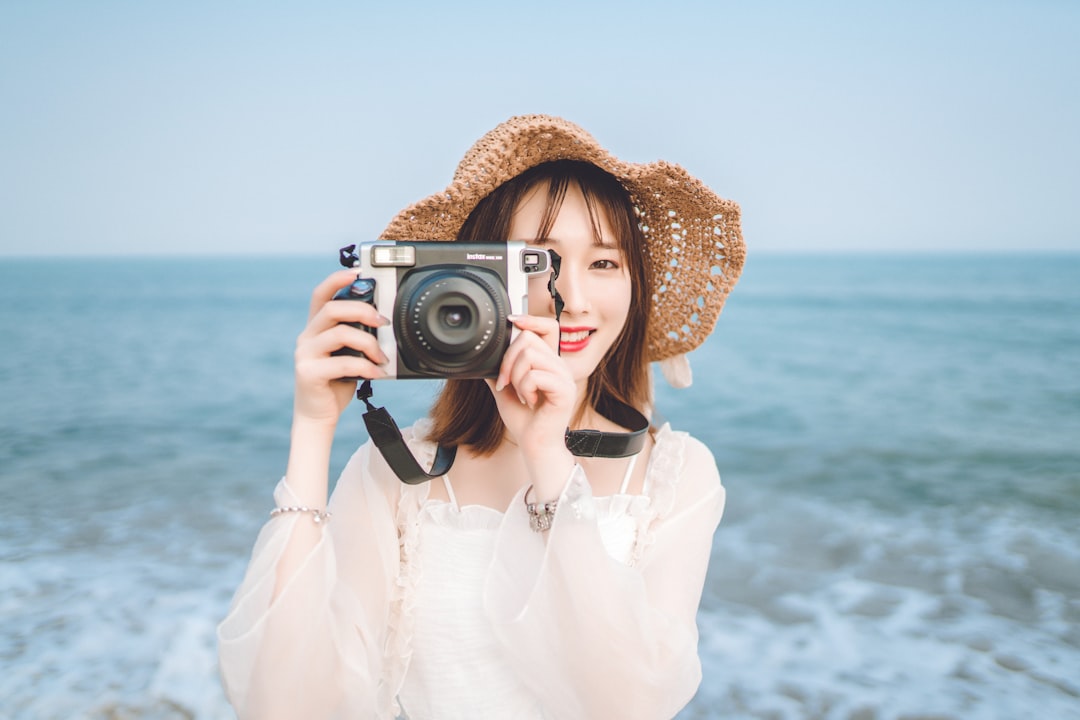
440;306;470;329
424;294;481;350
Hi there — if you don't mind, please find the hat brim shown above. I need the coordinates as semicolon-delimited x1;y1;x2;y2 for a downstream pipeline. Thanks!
380;115;745;363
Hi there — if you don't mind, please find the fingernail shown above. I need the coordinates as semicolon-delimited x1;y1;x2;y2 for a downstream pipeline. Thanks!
517;393;527;405
378;315;391;326
507;314;524;322
495;379;505;392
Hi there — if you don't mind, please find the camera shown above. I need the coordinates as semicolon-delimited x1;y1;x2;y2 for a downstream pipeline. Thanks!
332;241;552;379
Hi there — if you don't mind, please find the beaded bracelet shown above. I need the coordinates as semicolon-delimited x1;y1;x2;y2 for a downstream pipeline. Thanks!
524;486;558;533
269;506;332;524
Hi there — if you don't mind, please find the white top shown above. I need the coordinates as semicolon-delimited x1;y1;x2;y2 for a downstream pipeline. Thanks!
218;420;725;720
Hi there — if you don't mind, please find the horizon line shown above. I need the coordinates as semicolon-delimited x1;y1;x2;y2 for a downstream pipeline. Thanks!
2;247;1079;261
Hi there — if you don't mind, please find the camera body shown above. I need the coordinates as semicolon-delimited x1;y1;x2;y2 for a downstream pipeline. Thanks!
333;241;551;379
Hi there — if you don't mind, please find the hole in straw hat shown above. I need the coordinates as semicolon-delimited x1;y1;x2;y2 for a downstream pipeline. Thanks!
711;266;722;276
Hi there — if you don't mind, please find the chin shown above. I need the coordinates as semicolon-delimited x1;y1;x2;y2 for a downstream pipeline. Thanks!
568;356;604;384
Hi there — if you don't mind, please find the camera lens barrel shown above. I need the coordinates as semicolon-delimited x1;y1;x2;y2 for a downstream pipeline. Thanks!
395;267;510;376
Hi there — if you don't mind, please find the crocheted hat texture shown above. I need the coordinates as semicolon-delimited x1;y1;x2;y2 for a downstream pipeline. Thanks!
380;114;745;365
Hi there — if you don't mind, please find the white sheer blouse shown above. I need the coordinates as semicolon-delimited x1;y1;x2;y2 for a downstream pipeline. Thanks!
217;420;725;719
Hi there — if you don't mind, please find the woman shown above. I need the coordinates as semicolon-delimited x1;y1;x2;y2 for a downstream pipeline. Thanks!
218;115;745;719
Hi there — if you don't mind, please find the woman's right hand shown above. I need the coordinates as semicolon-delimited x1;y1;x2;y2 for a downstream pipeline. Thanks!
292;269;390;426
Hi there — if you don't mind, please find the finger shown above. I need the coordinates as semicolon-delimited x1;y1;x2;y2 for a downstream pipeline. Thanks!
508;314;560;353
296;354;389;384
484;377;526;408
309;270;367;320
495;328;556;392
513;368;572;410
507;345;568;406
505;343;545;390
303;296;389;339
299;323;389;365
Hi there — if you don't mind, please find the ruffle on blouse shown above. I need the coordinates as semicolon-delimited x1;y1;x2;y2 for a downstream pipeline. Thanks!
628;423;685;567
381;419;435;716
421;500;504;530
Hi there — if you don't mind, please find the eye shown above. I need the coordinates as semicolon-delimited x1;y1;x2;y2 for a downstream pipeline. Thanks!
591;258;620;270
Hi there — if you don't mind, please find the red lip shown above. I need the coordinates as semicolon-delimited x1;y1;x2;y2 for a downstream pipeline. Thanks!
559;326;595;354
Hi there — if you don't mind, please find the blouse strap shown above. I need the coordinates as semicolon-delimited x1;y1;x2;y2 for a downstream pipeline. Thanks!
442;474;459;511
618;453;640;495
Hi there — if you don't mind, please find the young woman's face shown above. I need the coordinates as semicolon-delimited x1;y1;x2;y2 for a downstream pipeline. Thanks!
509;181;633;383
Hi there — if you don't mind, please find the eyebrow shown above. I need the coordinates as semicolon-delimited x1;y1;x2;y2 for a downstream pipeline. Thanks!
532;237;620;250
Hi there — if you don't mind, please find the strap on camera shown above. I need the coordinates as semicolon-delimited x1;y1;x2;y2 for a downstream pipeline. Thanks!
357;380;458;485
356;380;648;484
564;402;648;458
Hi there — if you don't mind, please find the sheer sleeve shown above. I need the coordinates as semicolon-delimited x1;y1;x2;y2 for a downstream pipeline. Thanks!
216;442;403;720
483;430;724;720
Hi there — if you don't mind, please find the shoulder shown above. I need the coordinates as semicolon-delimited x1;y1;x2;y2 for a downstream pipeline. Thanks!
680;432;721;479
648;424;723;517
652;424;719;478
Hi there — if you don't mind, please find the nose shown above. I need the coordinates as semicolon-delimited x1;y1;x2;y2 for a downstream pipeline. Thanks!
550;266;590;317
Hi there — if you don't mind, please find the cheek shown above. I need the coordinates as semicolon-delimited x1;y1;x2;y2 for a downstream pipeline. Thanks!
527;277;551;315
609;276;633;324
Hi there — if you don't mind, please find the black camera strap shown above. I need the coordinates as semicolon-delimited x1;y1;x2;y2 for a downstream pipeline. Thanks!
350;246;647;485
356;380;648;484
357;381;457;485
563;403;649;458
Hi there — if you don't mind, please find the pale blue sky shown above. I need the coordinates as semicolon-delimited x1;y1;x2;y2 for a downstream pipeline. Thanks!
2;0;1077;256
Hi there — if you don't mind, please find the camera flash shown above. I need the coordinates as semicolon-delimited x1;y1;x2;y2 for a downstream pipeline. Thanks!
372;245;417;266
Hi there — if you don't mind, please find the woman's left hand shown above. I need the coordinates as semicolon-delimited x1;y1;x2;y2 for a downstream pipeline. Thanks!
486;315;576;485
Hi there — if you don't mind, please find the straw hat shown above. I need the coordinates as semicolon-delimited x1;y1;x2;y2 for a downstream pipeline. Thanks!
379;114;745;387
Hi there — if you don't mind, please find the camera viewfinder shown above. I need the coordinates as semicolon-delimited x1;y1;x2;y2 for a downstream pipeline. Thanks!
522;250;550;275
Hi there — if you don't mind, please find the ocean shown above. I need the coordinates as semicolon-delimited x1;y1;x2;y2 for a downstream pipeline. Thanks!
1;253;1078;719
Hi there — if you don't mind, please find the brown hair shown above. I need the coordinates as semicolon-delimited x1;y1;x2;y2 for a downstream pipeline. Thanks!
426;160;652;455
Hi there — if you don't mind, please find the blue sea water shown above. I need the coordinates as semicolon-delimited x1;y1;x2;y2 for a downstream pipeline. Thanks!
1;253;1078;719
